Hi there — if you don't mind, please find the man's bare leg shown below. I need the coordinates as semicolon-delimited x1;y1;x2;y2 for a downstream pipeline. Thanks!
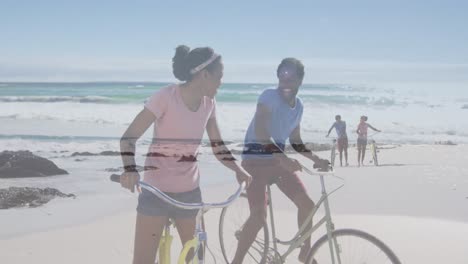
344;147;349;166
231;209;267;264
292;192;315;263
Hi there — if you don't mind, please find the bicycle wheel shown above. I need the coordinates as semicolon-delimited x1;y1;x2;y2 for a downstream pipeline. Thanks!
330;141;336;167
372;143;379;166
219;194;270;264
305;229;401;264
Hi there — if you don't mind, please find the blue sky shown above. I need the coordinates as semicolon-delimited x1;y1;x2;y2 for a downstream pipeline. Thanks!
1;0;467;83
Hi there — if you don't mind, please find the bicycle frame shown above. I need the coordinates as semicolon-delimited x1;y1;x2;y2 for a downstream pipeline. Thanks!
219;141;399;264
158;214;203;264
158;222;173;263
138;181;245;264
110;174;245;264
266;170;345;264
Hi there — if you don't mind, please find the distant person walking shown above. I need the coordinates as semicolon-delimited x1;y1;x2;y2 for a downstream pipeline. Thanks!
356;115;381;167
326;115;349;166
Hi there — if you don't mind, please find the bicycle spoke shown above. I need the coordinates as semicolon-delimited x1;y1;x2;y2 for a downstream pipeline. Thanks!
220;196;269;264
309;229;400;264
246;251;261;263
250;243;266;255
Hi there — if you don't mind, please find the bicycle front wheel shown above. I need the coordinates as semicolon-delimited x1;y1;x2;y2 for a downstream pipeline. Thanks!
372;145;379;166
330;145;336;167
219;194;270;264
305;229;401;264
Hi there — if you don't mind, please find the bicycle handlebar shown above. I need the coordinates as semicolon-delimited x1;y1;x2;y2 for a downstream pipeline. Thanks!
301;165;335;177
110;174;246;210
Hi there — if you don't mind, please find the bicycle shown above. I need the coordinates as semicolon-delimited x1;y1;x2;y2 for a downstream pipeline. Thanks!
111;174;246;264
368;132;380;166
329;138;337;167
219;165;401;264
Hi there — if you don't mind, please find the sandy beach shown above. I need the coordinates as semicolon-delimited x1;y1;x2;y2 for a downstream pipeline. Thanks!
1;144;468;263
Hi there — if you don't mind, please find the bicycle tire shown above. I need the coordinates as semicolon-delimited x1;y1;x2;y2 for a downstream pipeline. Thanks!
305;229;401;264
219;194;270;264
330;141;336;167
372;143;379;166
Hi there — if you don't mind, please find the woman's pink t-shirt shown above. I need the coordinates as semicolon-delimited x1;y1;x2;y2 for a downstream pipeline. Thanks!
143;84;216;193
357;122;369;139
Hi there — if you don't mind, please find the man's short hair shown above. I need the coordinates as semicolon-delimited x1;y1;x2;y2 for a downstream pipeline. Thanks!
277;58;305;80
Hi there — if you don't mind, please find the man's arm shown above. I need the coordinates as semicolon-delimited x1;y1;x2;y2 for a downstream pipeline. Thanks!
252;103;302;170
254;103;283;153
289;125;321;163
326;123;335;137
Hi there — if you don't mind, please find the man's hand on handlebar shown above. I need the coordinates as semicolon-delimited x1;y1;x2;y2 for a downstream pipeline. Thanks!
313;158;331;172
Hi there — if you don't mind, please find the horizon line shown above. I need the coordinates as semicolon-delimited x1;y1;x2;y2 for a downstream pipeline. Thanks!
0;80;345;86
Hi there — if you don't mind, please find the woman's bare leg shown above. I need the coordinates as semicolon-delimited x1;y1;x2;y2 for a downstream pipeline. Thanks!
133;213;168;264
175;217;197;263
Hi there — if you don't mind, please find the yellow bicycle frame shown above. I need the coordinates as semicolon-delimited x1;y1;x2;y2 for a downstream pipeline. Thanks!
113;177;245;264
177;237;199;264
158;225;173;264
158;223;200;264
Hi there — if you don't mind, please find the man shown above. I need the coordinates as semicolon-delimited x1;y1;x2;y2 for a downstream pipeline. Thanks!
231;58;329;264
326;115;349;166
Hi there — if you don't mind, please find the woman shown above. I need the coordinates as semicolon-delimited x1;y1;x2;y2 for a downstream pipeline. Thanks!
119;45;252;264
356;115;381;167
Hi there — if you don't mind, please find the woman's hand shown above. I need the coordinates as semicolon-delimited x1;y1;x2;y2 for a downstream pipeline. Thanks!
236;170;252;188
120;171;140;193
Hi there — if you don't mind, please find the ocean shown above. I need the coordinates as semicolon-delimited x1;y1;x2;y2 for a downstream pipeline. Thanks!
1;81;467;237
1;82;467;151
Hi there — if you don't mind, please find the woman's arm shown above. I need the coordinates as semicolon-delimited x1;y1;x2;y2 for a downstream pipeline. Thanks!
206;117;252;185
119;108;155;192
368;124;381;132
